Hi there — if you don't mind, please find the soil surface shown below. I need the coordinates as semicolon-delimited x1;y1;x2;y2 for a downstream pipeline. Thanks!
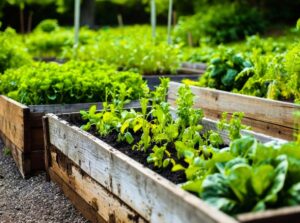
0;139;89;223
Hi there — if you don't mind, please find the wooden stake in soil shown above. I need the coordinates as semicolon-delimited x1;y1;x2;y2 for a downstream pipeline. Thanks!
167;0;173;44
150;0;156;40
73;0;81;58
117;14;124;27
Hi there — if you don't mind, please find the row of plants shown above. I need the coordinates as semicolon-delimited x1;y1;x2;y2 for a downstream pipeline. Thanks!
79;79;300;216
0;27;32;73
25;21;181;75
0;60;147;105
182;22;300;103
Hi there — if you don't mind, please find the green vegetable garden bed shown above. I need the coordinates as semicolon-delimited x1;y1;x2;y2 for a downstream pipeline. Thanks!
0;61;146;178
42;81;300;223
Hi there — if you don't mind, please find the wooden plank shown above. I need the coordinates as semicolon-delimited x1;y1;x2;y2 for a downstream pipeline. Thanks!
168;82;300;140
30;150;44;172
200;108;293;140
50;148;147;223
0;130;30;178
200;118;287;145
46;113;238;223
49;169;106;223
237;206;300;223
30;127;44;151
28;101;141;114
177;68;205;74
0;95;29;152
42;116;51;181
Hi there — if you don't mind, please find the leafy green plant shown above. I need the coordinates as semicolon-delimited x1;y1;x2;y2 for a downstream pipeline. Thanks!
198;47;252;91
81;80;300;217
0;61;146;105
35;19;59;33
174;3;265;45
0;27;32;74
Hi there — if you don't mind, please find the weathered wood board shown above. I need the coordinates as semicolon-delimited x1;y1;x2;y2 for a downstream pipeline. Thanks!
0;95;139;178
49;148;147;223
168;82;300;140
44;111;290;223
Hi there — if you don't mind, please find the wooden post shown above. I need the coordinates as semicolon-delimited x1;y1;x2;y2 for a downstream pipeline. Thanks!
42;117;51;181
117;14;124;27
73;0;81;58
27;11;33;33
167;0;173;44
188;32;193;47
173;10;177;26
150;0;156;40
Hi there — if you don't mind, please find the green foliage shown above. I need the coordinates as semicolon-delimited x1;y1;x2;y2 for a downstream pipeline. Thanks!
218;112;250;141
198;47;252;91
35;19;59;33
81;79;300;215
174;3;265;45
0;28;32;74
193;30;300;103
0;61;146;105
63;26;181;75
25;25;180;75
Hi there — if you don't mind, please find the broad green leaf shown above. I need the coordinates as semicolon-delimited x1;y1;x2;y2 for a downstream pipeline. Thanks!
230;136;257;157
182;179;203;194
252;165;275;196
263;155;288;204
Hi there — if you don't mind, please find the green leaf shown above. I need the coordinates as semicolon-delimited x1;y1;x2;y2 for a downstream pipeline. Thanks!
230;136;257;157
251;165;275;196
121;120;130;134
201;174;238;214
124;132;134;144
221;69;238;87
182;179;203;194
263;155;288;204
163;158;170;168
285;182;300;205
172;164;185;172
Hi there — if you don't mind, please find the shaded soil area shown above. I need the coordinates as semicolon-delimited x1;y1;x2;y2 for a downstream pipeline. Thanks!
0;139;89;223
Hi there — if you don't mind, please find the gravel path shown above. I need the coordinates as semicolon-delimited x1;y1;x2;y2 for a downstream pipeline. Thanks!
0;140;89;223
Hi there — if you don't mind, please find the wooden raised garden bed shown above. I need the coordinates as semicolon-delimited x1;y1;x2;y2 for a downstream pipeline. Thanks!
43;109;292;223
0;95;139;178
168;82;300;140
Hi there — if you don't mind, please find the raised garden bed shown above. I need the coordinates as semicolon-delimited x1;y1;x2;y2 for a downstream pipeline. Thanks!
0;95;139;178
168;82;300;140
143;73;201;90
43;108;294;223
179;62;207;74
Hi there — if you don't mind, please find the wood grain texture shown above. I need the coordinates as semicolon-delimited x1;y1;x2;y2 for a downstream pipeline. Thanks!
168;82;300;140
50;148;147;223
0;95;29;152
49;169;106;223
237;206;300;223
46;113;240;223
0;131;30;178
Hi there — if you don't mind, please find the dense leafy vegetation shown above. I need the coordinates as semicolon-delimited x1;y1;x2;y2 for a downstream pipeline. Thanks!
81;80;300;216
188;28;300;103
25;23;181;75
0;61;147;105
0;27;32;73
174;3;265;45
